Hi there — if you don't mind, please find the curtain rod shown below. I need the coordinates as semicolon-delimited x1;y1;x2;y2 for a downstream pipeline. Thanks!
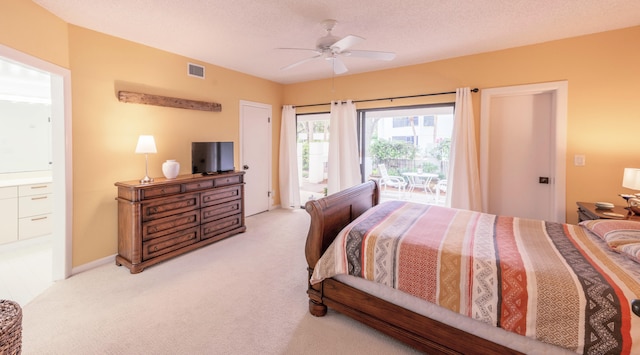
292;88;478;109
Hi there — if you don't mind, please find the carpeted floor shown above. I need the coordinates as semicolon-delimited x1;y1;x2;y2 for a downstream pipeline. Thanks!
21;208;419;354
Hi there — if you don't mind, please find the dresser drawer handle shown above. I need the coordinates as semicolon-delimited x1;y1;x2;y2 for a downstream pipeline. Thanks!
30;185;48;189
31;196;48;200
31;216;48;221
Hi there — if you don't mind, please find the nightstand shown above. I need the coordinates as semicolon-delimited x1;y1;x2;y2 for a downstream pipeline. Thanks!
576;201;640;222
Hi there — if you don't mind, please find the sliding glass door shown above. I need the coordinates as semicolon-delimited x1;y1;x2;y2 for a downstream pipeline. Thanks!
297;112;330;204
359;104;454;204
296;103;454;205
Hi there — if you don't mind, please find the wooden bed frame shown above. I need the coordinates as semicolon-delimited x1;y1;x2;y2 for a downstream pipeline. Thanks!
304;180;523;355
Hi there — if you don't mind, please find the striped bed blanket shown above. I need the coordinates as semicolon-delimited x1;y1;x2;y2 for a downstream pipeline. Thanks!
310;201;640;354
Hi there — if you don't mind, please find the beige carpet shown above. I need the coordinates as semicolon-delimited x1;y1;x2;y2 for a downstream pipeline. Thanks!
21;208;419;354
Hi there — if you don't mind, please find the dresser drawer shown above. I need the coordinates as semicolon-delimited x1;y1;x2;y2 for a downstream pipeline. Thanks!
213;174;242;187
19;213;51;239
0;186;17;199
19;183;52;196
201;185;242;207
201;213;243;240
140;184;182;200
142;226;199;260
184;179;214;192
202;199;242;224
142;210;200;241
141;193;200;222
19;194;52;217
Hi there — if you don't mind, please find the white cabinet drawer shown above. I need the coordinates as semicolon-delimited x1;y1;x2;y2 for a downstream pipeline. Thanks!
19;194;52;217
19;183;52;196
19;214;51;239
0;186;17;199
0;197;18;244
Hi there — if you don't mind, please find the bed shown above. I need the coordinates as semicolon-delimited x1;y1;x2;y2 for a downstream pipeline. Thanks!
304;180;640;354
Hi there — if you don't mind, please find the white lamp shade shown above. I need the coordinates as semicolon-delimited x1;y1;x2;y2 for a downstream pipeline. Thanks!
135;135;157;154
622;168;640;190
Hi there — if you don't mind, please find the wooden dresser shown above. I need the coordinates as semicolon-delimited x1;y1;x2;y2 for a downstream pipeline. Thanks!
115;172;245;273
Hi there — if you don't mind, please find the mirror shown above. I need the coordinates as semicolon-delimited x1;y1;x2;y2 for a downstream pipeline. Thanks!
0;56;52;174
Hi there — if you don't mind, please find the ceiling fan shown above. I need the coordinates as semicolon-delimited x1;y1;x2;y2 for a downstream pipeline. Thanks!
279;19;396;75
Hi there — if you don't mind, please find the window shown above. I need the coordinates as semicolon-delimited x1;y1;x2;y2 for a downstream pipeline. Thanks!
359;104;454;204
392;116;418;128
423;115;435;127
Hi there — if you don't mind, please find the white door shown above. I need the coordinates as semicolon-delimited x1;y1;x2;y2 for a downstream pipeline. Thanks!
480;82;567;222
240;101;271;216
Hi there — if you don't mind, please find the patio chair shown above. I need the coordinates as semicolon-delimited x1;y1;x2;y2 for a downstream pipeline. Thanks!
434;179;447;205
378;164;407;193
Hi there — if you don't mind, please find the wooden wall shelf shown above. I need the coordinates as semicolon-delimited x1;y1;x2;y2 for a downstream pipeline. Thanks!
118;91;222;112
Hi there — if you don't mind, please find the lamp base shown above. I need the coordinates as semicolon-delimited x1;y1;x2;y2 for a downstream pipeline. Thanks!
629;197;640;215
140;176;154;184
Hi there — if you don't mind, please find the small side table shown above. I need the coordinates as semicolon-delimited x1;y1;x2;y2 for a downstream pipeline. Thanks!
576;201;640;222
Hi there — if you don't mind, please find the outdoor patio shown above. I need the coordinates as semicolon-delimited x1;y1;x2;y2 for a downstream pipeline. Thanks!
299;180;446;208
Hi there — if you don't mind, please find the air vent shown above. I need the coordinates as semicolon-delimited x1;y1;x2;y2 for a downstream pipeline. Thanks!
187;63;205;79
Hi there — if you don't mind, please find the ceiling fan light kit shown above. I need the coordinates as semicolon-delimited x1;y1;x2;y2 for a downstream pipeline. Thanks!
280;19;396;75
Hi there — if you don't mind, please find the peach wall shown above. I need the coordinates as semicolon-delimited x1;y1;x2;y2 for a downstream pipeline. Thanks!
0;0;69;68
284;26;640;224
0;1;284;267
67;26;283;265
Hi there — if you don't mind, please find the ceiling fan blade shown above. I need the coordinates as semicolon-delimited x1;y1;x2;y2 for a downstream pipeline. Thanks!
347;50;396;61
329;57;348;74
277;47;321;54
280;54;323;71
330;35;364;52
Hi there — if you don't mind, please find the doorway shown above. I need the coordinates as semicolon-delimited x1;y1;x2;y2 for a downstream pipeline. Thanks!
480;81;567;222
0;44;72;286
240;100;272;216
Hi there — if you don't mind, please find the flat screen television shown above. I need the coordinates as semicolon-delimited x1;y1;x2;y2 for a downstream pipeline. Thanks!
191;142;235;175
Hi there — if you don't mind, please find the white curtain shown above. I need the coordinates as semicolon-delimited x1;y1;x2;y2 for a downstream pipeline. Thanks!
278;105;301;209
447;87;482;211
327;100;362;195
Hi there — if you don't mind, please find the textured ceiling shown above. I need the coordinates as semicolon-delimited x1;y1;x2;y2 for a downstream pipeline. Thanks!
33;0;640;84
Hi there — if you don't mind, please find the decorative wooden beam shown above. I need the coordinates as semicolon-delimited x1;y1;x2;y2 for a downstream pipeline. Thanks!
118;91;222;112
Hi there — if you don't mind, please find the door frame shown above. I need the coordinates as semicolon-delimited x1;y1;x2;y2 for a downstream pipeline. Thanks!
480;81;568;223
0;44;73;280
239;100;272;213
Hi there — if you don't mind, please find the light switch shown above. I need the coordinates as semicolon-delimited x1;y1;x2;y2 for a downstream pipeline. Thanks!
574;154;585;166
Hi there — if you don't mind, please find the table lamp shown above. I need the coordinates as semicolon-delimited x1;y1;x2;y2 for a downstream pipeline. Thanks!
135;135;157;183
622;168;640;215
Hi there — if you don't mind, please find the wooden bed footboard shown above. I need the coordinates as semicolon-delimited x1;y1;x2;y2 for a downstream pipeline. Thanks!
304;180;379;269
303;181;521;354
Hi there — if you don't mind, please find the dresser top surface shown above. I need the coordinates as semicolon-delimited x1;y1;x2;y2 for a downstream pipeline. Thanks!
115;171;244;189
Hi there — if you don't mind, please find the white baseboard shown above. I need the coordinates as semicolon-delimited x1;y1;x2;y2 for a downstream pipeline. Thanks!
71;254;116;275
